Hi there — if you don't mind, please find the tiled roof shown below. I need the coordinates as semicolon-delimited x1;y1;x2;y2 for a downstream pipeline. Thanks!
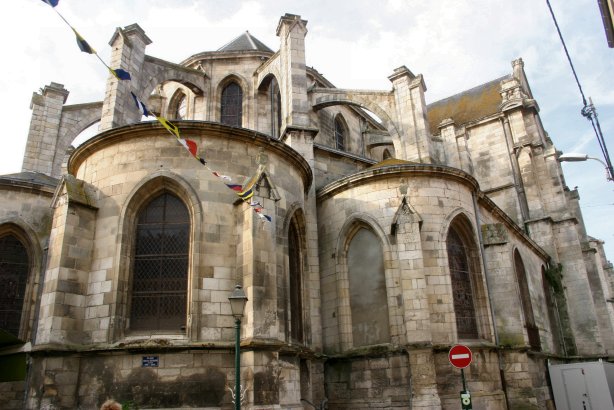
427;75;510;136
217;31;273;53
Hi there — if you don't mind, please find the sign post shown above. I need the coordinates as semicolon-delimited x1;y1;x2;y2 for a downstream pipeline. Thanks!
449;345;473;410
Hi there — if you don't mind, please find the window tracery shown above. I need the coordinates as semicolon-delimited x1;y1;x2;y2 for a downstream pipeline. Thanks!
334;115;346;151
221;82;243;127
130;192;189;332
447;225;479;339
0;234;29;337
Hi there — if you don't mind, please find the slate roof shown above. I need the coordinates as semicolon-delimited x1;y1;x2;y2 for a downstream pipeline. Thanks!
217;31;273;53
0;171;59;188
426;75;510;136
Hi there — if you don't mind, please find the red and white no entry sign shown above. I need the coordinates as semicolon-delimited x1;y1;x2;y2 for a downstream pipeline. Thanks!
449;344;472;368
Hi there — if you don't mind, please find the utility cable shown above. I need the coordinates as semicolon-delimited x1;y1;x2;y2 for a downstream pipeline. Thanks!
545;0;614;181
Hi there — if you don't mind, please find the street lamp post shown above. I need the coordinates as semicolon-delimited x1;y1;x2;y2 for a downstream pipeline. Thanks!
558;152;614;181
228;285;248;410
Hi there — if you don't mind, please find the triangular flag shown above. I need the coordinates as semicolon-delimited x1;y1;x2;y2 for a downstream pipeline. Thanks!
130;92;151;117
225;184;242;192
178;139;198;157
110;68;131;81
41;0;59;7
185;139;198;157
156;116;181;138
212;171;232;181
237;186;254;200
74;31;94;54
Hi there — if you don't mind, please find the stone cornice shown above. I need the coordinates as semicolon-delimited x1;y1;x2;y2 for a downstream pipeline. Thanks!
317;163;549;260
69;121;313;193
180;50;275;67
316;163;480;200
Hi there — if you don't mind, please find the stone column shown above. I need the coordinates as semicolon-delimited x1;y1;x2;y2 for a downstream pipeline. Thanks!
554;219;604;355
22;82;69;177
282;127;322;351
392;193;431;344
36;176;97;345
276;14;310;130
583;240;614;355
99;24;152;131
388;66;432;163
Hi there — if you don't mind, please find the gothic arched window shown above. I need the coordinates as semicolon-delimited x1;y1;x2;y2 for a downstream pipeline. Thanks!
130;193;189;332
0;234;29;337
541;266;563;354
274;89;282;138
347;227;390;346
288;221;304;343
514;250;541;350
335;115;346;151
221;82;243;127
173;93;188;120
334;115;346;151
447;226;479;339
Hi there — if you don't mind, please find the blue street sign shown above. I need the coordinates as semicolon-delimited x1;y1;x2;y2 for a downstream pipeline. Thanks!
142;356;159;367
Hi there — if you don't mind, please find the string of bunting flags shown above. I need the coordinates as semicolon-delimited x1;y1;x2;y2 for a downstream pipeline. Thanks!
131;92;272;222
41;0;131;80
40;0;273;223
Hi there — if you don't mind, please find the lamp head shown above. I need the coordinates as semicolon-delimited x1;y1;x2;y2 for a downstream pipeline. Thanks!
558;153;589;162
228;285;248;319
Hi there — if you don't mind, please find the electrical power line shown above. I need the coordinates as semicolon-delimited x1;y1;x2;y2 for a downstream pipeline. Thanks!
545;0;614;181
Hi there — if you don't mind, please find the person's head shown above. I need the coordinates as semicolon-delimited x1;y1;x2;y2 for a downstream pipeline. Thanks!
100;399;122;410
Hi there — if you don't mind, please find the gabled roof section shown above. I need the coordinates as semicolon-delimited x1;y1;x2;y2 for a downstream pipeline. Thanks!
427;75;510;136
218;31;273;53
51;174;97;209
0;171;59;188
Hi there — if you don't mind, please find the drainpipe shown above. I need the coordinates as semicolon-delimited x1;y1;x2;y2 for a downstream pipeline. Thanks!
501;116;530;233
472;193;511;410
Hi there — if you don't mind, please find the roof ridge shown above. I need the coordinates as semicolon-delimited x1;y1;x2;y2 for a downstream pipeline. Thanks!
428;75;510;107
217;31;273;53
245;31;257;49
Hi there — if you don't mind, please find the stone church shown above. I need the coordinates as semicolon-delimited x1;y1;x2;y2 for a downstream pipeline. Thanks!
1;12;613;410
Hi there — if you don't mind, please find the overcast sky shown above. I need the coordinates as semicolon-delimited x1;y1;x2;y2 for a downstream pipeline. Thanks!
2;0;614;259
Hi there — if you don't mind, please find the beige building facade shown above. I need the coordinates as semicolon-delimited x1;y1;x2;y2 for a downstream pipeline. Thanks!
1;13;613;409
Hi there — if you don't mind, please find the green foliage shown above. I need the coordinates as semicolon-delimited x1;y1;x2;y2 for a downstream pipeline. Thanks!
545;263;564;294
122;401;139;410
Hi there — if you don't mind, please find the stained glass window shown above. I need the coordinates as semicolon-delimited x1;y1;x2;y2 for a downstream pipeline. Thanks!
447;228;479;339
288;222;303;343
221;82;243;127
130;193;189;332
0;235;29;337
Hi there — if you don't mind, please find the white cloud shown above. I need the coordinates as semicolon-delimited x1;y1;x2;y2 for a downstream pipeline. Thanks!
2;0;613;258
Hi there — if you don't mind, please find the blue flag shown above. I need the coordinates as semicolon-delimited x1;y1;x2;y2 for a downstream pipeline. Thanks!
75;34;94;54
42;0;59;7
110;68;131;81
131;92;151;117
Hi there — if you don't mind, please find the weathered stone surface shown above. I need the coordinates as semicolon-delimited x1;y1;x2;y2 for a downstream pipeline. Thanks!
1;12;612;410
